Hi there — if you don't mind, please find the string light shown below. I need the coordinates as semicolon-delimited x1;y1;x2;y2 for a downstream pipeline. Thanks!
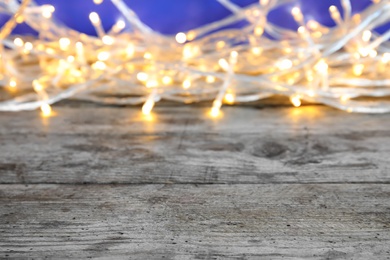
0;0;389;115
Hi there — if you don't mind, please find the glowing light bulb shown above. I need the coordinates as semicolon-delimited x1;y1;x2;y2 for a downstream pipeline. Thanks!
67;55;75;63
102;35;114;45
146;79;158;88
144;52;152;60
137;72;148;82
59;38;70;51
116;19;126;30
89;12;100;25
175;32;187;44
33;80;44;92
362;30;372;42
40;103;52;117
290;95;301;107
206;75;216;83
14;38;24;47
219;59;230;71
276;59;293;70
24;42;33;51
251;47;262;55
93;0;104;4
126;44;135;58
340;95;350;102
291;7;303;23
353;64;364;76
254;26;264;36
382;53;390;63
162;76;173;85
92;61;107;70
182;79;191;89
9;79;17;88
142;99;155;115
41;5;55;19
97;51;110;61
315;59;328;72
210;100;223;118
224;93;235;104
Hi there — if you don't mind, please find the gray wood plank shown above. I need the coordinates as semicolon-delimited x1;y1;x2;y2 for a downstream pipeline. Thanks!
0;183;389;259
0;106;389;184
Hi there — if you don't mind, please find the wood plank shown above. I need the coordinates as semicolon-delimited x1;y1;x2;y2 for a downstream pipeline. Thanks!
0;183;389;259
0;106;389;184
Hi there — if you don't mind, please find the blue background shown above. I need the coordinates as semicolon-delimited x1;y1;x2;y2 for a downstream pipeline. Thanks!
1;0;388;36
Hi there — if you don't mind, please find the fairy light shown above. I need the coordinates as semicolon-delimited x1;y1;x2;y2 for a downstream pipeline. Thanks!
206;76;216;83
97;51;110;61
224;93;235;104
9;79;17;88
290;95;302;107
41;5;55;19
0;0;389;115
40;103;52;117
182;79;191;89
102;35;114;45
175;32;187;44
93;0;104;4
162;76;173;85
137;72;148;82
13;37;24;47
59;37;70;51
353;64;365;76
276;59;293;70
142;98;155;115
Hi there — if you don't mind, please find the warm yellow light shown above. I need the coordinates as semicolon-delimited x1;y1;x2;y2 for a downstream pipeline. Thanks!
89;12;100;25
93;0;104;4
162;76;173;85
254;26;264;36
224;93;235;104
126;44;135;58
362;30;372;42
116;19;126;30
353;64;364;76
276;59;293;70
14;38;24;47
340;95;350;102
210;107;220;118
24;42;33;51
9;79;17;88
290;95;301;107
175;32;187;44
97;51;110;61
182;79;191;89
218;59;230;71
59;37;70;50
40;103;52;117
42;5;55;19
92;61;107;70
216;41;226;49
206;75;216;83
144;52;152;60
67;55;75;63
382;53;390;63
33;80;44;92
146;79;158;88
102;35;114;45
251;47;262;55
369;49;377;58
315;59;328;73
142;99;155;115
291;7;303;22
137;72;148;82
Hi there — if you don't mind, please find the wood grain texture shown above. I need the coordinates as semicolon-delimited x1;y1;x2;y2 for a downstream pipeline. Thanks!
0;184;389;259
0;106;389;184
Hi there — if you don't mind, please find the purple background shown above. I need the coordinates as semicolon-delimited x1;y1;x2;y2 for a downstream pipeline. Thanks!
0;0;388;36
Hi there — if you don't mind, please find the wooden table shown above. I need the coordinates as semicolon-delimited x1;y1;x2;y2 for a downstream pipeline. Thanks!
0;105;389;259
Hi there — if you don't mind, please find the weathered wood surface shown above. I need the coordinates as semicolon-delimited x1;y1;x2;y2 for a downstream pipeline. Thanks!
0;105;390;259
0;106;389;184
1;184;390;259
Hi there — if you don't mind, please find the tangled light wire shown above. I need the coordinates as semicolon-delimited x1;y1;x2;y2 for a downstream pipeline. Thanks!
0;0;389;116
